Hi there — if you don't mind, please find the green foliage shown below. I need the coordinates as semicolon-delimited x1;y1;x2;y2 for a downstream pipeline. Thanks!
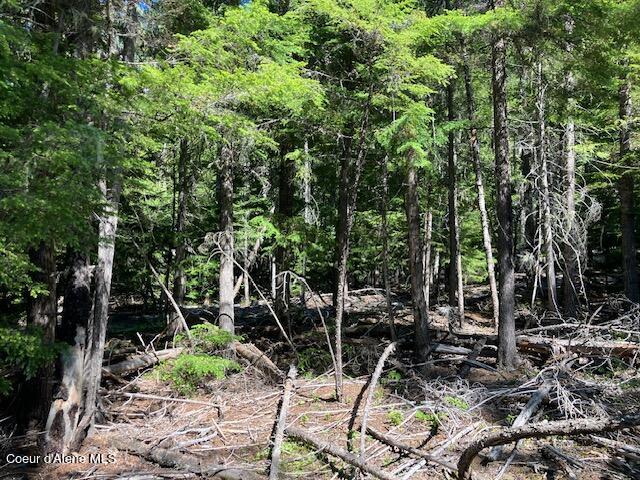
177;323;240;353
160;354;241;395
415;410;446;429
387;409;404;426
444;395;469;411
0;326;61;396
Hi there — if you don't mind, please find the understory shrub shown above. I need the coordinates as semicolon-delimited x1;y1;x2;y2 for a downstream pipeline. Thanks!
160;353;241;395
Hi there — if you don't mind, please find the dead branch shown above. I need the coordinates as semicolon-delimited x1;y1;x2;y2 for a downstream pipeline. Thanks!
366;426;457;472
457;414;640;479
484;382;550;461
232;341;284;380
285;426;397;480
110;435;260;480
268;365;297;480
458;338;487;378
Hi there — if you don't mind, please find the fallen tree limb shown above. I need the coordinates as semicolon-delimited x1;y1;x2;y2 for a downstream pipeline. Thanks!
366;426;457;472
457;414;640;479
103;348;184;375
232;341;284;380
110;436;260;480
285;426;397;480
484;382;550;461
269;365;297;480
516;335;639;358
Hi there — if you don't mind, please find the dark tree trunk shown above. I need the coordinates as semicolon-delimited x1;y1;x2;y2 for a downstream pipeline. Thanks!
447;80;464;323
219;143;235;333
380;154;396;340
168;138;190;334
405;150;430;363
491;0;518;369
619;78;638;302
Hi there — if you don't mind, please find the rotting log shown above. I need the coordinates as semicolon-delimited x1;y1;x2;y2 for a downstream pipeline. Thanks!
269;365;297;480
516;335;639;358
232;341;284;380
111;436;260;480
457;414;640;479
285;426;397;480
103;348;184;375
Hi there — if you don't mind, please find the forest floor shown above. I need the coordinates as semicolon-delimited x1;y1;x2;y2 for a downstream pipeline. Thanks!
7;281;640;480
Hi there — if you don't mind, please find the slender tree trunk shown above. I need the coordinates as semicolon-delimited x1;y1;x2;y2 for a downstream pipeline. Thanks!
461;42;499;327
380;155;396;340
447;81;464;322
536;60;558;313
423;209;433;308
405;150;430;363
168;138;190;334
334;85;372;400
492;0;518;369
619;77;639;302
218;143;235;333
275;144;294;329
562;17;580;317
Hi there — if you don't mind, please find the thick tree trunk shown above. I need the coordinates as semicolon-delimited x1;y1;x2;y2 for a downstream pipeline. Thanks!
491;0;518;369
536;60;558;313
218;143;235;333
168;138;190;334
405;150;430;363
619;78;639;302
447;81;464;322
71;174;122;450
21;241;57;429
462;42;499;327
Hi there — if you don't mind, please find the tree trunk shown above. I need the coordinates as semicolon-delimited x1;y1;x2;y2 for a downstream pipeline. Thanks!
218;143;235;333
619;77;639;302
447;81;464;323
405;150;430;363
380;155;396;340
21;241;57;429
536;60;558;313
71;172;122;450
275;145;294;330
461;41;499;327
334;86;372;400
168;138;190;334
423;209;433;308
491;0;518;369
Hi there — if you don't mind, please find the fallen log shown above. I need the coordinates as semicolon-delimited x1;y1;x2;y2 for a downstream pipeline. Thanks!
103;348;184;375
232;341;284;380
111;436;261;480
269;365;297;480
457;414;640;479
516;335;639;358
458;338;487;378
366;426;457;472
285;426;397;480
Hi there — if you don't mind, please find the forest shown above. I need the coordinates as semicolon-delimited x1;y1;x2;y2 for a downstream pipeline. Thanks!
1;0;640;478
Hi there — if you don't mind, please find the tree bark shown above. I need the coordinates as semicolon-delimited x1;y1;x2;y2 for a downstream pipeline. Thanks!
334;85;372;400
405;150;430;363
461;41;499;328
447;81;464;323
423;209;433;309
619;77;639;302
380;155;396;340
536;60;558;313
218;143;235;333
168;138;190;334
491;0;518;369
